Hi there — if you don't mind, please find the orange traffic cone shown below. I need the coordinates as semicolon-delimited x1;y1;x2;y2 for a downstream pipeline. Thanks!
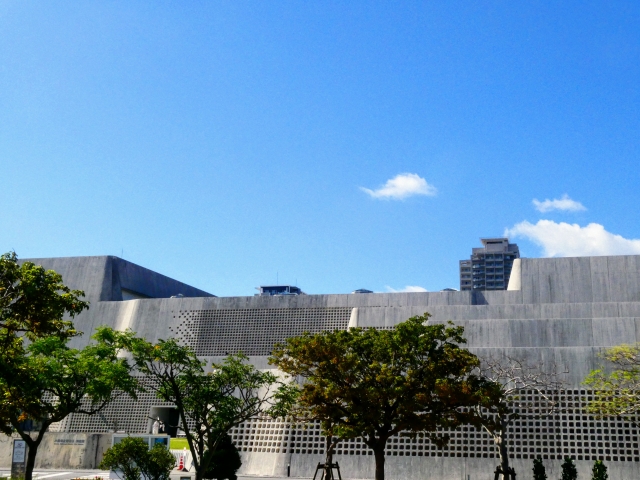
180;447;188;472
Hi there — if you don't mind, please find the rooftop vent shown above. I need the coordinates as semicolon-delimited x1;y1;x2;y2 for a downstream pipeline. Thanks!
351;289;373;294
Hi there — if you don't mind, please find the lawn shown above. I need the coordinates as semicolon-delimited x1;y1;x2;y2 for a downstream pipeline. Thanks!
170;438;189;450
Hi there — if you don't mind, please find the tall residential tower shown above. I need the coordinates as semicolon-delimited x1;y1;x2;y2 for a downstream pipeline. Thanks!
459;237;520;291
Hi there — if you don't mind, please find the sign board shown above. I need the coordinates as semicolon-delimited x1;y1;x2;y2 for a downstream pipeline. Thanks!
11;439;27;479
53;438;86;446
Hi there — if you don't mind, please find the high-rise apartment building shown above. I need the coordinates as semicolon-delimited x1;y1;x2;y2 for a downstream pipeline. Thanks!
459;237;520;291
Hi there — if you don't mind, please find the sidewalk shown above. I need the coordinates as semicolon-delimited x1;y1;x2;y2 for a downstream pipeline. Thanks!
0;469;335;480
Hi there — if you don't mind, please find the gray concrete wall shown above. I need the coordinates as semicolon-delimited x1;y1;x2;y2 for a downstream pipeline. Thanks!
283;455;640;480
0;433;113;469
22;256;213;347
520;256;640;304
23;256;213;303
19;254;640;477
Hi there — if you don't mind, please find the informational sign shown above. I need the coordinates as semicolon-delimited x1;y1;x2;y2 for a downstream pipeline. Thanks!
11;439;27;479
53;438;85;446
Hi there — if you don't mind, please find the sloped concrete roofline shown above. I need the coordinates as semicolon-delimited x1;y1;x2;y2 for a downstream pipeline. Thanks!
22;255;214;302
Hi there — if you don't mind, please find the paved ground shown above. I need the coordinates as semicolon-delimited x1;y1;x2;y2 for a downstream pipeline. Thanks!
0;470;314;480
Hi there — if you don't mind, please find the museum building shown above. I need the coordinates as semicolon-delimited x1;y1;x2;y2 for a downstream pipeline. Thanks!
9;253;640;480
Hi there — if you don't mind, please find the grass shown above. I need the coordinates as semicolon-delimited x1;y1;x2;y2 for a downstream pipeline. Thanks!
170;437;189;450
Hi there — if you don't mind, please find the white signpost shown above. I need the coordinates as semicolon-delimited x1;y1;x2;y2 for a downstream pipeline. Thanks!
11;439;27;479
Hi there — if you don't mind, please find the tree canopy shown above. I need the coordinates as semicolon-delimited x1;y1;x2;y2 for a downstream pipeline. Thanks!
100;437;149;480
532;458;547;480
591;460;608;480
0;327;139;480
100;437;176;480
584;343;640;420
0;252;87;343
202;434;241;480
560;457;578;480
0;253;112;480
269;314;491;480
128;338;295;480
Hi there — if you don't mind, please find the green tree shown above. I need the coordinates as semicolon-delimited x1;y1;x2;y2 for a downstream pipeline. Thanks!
100;437;148;480
560;457;577;480
129;339;294;480
584;343;640;420
532;458;546;480
202;434;241;480
269;314;492;480
591;459;607;480
145;443;177;480
0;252;86;343
100;437;175;480
0;327;139;480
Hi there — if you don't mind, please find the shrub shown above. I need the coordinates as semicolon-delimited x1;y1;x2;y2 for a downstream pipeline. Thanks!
145;443;177;480
591;460;608;480
532;458;547;480
202;435;242;480
100;437;147;480
560;457;577;480
100;437;175;480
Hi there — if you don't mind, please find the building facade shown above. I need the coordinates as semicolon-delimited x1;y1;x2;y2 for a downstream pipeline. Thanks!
460;238;520;291
10;254;640;480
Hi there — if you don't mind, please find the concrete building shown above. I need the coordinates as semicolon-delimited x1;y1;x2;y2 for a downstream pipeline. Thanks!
460;238;520;291
4;254;640;480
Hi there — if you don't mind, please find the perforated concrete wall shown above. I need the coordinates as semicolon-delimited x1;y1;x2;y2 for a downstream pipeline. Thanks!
170;307;351;355
47;376;179;435
229;390;640;463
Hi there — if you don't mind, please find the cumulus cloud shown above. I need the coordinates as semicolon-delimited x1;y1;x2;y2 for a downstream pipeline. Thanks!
505;220;640;257
385;285;428;293
361;173;437;200
532;194;586;213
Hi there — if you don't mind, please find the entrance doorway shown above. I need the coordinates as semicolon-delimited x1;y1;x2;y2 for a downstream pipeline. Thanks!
147;407;180;437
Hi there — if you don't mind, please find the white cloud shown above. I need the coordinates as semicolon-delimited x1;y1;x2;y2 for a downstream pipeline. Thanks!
385;285;428;293
505;220;640;257
532;194;586;213
361;173;437;200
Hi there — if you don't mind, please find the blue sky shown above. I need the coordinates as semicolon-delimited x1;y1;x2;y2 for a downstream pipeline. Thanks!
1;1;639;296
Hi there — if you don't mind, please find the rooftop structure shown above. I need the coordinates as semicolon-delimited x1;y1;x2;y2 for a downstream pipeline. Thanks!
256;285;305;296
459;237;520;291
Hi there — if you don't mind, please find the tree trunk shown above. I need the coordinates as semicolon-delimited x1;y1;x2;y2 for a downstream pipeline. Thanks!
193;451;204;480
325;436;334;480
24;438;39;480
17;422;47;480
373;445;386;480
495;434;510;480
